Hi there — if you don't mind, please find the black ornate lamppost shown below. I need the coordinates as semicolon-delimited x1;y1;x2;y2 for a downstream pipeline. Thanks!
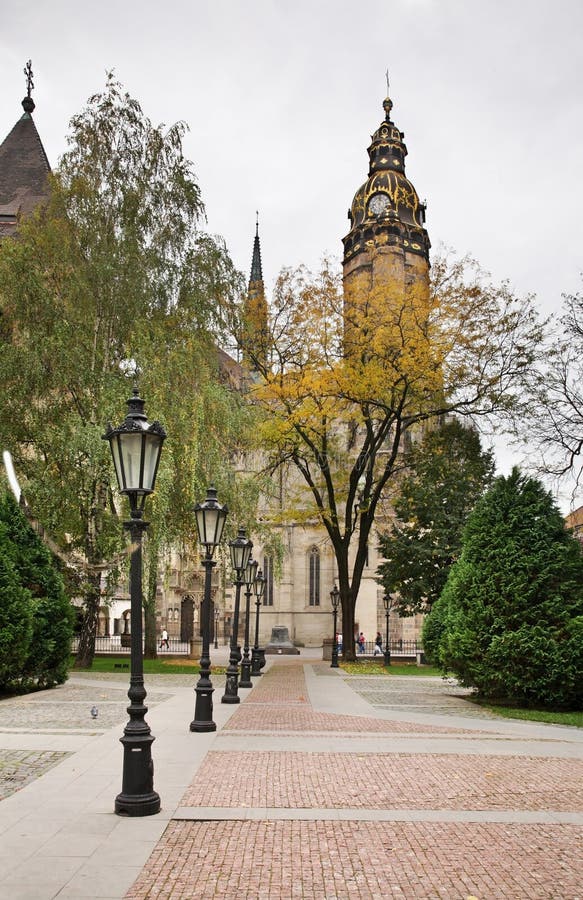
103;388;166;817
383;593;392;668
251;567;265;676
330;584;341;669
239;557;257;688
190;485;228;732
222;528;252;704
214;605;220;650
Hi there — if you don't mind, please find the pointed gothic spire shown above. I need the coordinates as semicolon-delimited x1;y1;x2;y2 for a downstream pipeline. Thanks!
250;211;263;285
243;214;268;373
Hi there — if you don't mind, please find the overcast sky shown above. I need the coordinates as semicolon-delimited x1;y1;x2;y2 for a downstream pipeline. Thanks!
2;0;582;506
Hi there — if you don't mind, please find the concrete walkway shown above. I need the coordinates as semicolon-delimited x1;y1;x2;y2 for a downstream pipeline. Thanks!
0;651;581;899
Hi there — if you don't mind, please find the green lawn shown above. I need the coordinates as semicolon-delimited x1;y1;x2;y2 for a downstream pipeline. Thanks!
69;656;228;675
470;700;583;728
339;660;441;677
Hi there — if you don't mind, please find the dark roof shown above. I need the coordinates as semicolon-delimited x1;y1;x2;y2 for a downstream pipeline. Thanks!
0;100;51;237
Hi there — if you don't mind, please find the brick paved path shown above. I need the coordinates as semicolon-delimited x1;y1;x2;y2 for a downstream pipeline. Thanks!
125;661;583;900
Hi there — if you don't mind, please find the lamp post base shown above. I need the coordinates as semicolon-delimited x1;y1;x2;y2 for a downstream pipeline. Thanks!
221;669;241;703
190;683;216;732
384;650;391;668
115;733;160;817
115;790;161;817
239;656;253;687
251;647;263;676
331;648;339;668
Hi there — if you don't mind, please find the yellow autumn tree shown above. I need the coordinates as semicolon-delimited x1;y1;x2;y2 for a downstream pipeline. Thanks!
241;252;544;658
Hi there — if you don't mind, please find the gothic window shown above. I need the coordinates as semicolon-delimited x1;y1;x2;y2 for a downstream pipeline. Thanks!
308;547;320;606
263;555;274;606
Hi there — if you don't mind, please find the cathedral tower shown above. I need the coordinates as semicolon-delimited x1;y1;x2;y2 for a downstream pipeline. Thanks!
342;91;430;312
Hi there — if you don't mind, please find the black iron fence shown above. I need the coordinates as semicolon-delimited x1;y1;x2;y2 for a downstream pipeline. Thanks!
71;635;191;655
350;639;422;657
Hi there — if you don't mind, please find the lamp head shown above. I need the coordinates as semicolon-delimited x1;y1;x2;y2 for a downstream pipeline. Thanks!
229;527;253;574
194;484;228;557
103;388;166;515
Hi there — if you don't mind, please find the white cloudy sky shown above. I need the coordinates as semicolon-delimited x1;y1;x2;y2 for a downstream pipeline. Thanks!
2;0;582;505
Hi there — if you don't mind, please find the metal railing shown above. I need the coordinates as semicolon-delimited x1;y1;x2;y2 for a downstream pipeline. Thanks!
71;635;191;655
350;639;422;657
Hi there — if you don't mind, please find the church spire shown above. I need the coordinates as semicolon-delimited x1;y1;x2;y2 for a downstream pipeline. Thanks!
242;214;268;373
250;211;263;285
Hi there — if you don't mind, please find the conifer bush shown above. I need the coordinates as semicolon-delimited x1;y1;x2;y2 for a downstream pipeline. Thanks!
423;468;583;708
0;492;74;690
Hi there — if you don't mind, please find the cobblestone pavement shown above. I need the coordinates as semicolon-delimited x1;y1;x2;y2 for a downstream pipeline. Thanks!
126;820;582;900
0;749;72;800
126;661;583;900
224;704;476;734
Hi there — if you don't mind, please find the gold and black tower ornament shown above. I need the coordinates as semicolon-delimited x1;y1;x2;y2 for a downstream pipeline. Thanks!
342;86;431;306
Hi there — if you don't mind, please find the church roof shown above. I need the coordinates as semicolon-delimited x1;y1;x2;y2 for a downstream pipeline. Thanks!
0;93;51;238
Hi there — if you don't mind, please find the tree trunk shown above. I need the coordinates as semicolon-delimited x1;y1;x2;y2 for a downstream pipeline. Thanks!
74;571;101;668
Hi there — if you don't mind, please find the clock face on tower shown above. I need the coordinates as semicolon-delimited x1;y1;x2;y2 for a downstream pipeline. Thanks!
368;193;390;217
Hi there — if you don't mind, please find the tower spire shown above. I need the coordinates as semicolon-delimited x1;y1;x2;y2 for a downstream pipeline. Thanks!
243;215;268;373
250;210;263;284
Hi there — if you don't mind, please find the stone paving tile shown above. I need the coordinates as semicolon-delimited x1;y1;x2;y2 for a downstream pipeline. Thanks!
225;705;474;735
0;682;173;732
0;701;129;731
125;819;583;900
181;750;583;812
0;749;72;800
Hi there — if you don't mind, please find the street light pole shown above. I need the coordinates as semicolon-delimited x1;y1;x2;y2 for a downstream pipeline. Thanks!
222;528;252;704
190;485;228;733
214;606;219;650
383;593;392;668
239;557;257;688
251;567;265;676
330;584;340;669
103;388;166;817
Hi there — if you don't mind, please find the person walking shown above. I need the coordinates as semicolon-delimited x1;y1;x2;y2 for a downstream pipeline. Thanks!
160;628;169;650
357;632;366;653
373;631;383;656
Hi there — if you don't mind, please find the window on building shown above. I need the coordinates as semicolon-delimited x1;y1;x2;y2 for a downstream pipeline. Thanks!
263;555;274;606
309;547;320;606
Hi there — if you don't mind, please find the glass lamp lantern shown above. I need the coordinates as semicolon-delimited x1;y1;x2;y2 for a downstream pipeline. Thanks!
229;527;253;574
194;485;228;556
103;388;166;515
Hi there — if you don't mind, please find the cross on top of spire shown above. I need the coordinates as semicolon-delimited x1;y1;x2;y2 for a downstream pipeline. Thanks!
22;60;35;114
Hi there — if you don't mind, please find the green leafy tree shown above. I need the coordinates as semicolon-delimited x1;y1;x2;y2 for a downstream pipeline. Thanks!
0;491;74;688
0;75;247;666
424;468;583;708
237;254;543;659
378;419;495;615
